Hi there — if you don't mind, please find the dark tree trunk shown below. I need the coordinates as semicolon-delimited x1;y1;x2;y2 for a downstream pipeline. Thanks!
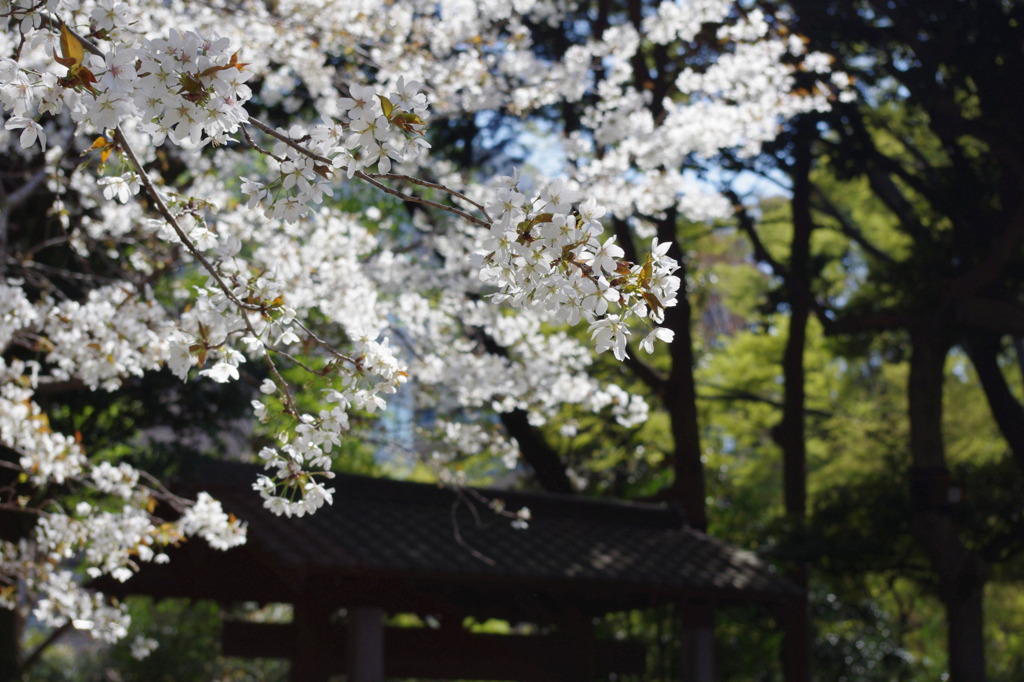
658;211;707;531
908;330;988;682
0;607;23;682
500;409;573;494
474;330;574;495
778;125;812;526
773;120;814;682
963;332;1024;467
0;465;27;681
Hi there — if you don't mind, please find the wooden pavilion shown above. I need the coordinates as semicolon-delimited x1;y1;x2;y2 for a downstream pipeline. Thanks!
106;460;801;681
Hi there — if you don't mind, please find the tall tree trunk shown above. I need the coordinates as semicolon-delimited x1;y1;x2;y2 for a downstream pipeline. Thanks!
658;210;707;531
908;330;988;682
652;211;713;681
773;120;813;682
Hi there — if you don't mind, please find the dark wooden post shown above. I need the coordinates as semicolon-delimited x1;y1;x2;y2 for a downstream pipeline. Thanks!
560;609;597;682
680;600;715;682
347;606;385;682
779;593;811;682
290;593;336;682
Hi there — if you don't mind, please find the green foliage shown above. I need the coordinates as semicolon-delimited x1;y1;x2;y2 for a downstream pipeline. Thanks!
103;598;287;682
714;605;784;682
987;583;1024;681
810;580;920;682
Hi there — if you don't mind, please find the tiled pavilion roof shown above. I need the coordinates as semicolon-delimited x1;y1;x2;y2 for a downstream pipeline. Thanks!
113;459;797;620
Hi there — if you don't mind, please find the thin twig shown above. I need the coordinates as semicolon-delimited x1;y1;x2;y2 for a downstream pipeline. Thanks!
450;497;497;566
353;170;489;227
266;347;328;376
245;116;490;227
365;172;492;219
241;124;284;162
245;116;333;164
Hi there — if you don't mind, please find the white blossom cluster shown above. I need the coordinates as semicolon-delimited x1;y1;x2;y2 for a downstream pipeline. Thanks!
0;557;131;643
43;285;172;390
1;360;87;486
240;76;432;224
478;171;678;360
556;8;850;222
0;354;245;637
1;9;253;153
0;0;844;648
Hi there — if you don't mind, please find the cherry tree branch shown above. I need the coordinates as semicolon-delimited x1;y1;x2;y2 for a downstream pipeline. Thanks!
112;127;301;416
112;129;259;313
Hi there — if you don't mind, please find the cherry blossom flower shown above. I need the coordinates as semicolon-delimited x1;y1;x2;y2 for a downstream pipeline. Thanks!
4;116;45;150
97;174;139;203
640;326;675;354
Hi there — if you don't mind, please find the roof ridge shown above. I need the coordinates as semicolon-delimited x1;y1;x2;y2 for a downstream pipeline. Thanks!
189;457;686;530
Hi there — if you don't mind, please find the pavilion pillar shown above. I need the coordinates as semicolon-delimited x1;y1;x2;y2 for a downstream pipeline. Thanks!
680;600;715;682
779;589;811;682
560;610;597;682
291;592;336;682
347;606;385;682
